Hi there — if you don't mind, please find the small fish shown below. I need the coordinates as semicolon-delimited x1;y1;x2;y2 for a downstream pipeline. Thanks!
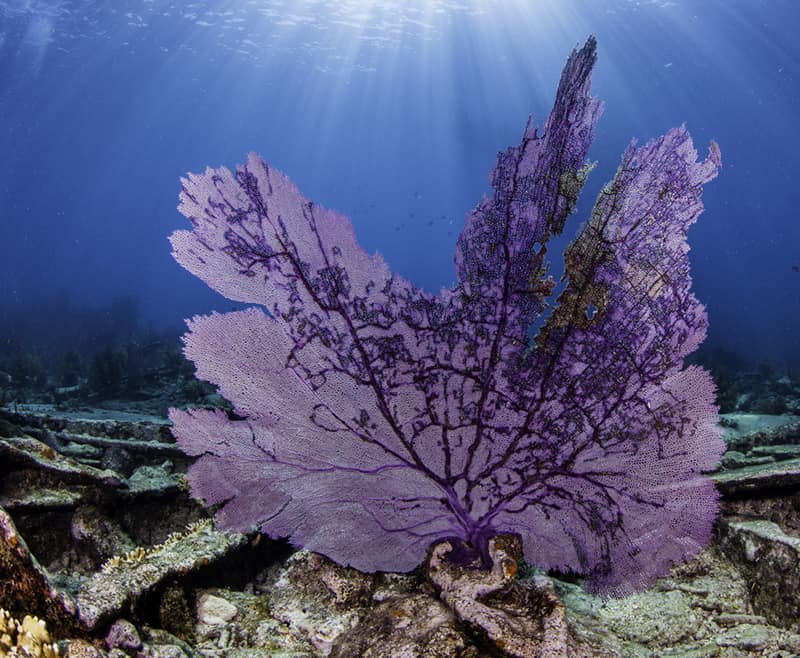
0;371;12;385
792;265;799;273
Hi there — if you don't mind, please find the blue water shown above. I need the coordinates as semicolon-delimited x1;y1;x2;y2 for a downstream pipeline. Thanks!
1;0;798;366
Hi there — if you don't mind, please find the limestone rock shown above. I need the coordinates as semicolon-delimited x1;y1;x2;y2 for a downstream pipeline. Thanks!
157;586;195;643
264;550;376;654
713;457;800;495
197;593;238;625
105;618;141;650
143;644;191;658
558;545;800;657
720;414;800;452
717;519;800;632
0;436;122;488
330;594;476;658
141;627;197;658
71;505;136;562
125;463;182;497
720;491;800;535
64;639;107;657
76;523;247;631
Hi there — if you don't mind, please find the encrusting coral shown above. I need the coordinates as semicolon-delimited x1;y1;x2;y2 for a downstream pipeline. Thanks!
0;609;59;657
100;518;214;574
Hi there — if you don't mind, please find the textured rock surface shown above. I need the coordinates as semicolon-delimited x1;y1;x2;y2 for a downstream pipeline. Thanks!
104;618;141;651
720;491;800;535
156;585;195;644
5;405;172;437
713;457;800;495
263;550;378;654
191;587;319;657
559;546;800;656
71;506;136;563
77;522;247;631
720;414;800;452
4;361;800;658
329;594;475;658
717;519;800;632
0;435;122;488
715;413;800;535
196;593;238;625
64;639;107;657
0;506;78;636
125;462;183;496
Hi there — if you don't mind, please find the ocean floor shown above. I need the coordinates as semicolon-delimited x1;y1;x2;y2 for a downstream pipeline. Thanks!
1;397;800;656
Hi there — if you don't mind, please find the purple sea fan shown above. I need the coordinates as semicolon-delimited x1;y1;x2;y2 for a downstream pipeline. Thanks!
169;37;724;596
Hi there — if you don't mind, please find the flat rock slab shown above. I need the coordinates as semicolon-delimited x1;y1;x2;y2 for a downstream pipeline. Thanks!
751;444;800;459
0;436;122;487
0;486;85;512
712;457;800;495
717;519;800;633
720;491;800;536
76;523;247;631
721;414;800;452
52;431;184;458
4;404;170;430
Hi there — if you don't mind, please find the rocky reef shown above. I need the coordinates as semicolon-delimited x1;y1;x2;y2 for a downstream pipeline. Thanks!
1;401;800;656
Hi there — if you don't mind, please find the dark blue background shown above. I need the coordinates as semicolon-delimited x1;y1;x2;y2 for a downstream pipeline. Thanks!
1;0;798;364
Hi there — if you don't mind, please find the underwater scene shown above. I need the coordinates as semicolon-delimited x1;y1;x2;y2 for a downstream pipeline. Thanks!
1;1;799;656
